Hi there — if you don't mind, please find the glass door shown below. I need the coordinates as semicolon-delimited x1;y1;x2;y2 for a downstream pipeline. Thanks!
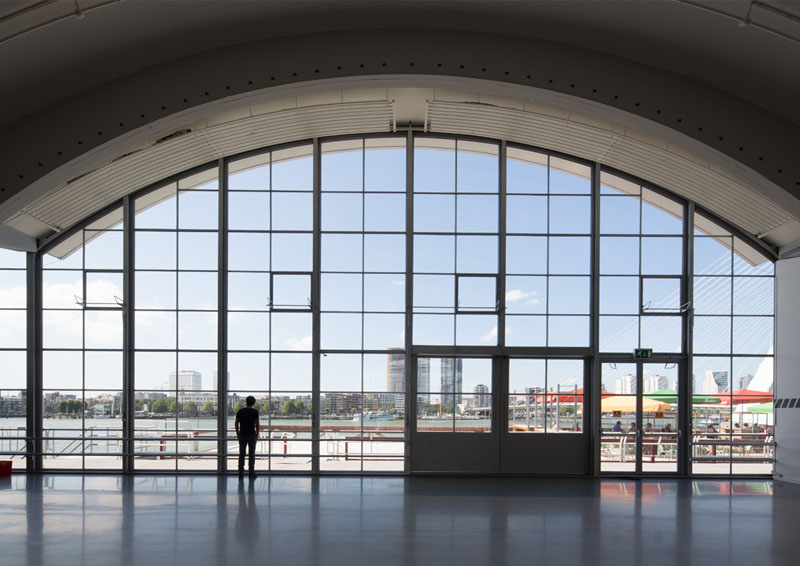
600;361;680;474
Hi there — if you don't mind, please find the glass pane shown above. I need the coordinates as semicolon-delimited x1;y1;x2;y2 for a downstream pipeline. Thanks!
320;313;362;350
599;316;639;352
457;195;498;232
0;270;25;308
693;316;731;354
692;356;730;394
641;189;682;234
507;148;547;194
321;273;362;311
272;233;312;271
136;232;176;270
414;194;454;232
84;272;123;307
178;272;217;310
271;354;312;391
135;185;176;229
506;236;547;274
547;359;584;432
43;310;82;348
506;195;547;233
600;237;639;275
413;235;454;273
227;352;269;391
455;314;497;345
228;312;270;351
549;158;591;194
414;274;453;312
693;276;731;315
228;272;269;311
549;237;590;274
364;193;405;232
456;236;497;273
0;350;26;389
732;357;773;392
733;277;773;315
178;232;218;270
600;276;639;314
694;236;732;275
85;310;123;349
365;140;405;191
272;192;313;231
272;147;313;191
641;237;682;275
732;317;773;355
365;234;405;272
413;314;454;345
321;353;361;392
178;190;218;230
271;313;312;351
733;238;774;276
84;230;123;269
640;316;682;353
134;351;175;390
322;234;362;272
505;315;546;347
363;314;405;349
549;196;591;234
178;312;217;350
43;350;82;389
458;276;496;310
505;276;546;314
273;274;311;309
363;274;405;312
322;143;362;190
457;141;498;193
548;316;589;347
228;152;269;191
228;233;269;271
43;270;82;309
548;276;589;314
136;271;176;309
601;171;640;196
642;278;681;313
414;139;455;192
228;192;269;230
322;193;363;231
600;195;640;234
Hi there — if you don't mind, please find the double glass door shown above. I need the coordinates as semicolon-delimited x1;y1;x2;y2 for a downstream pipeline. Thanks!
599;361;681;474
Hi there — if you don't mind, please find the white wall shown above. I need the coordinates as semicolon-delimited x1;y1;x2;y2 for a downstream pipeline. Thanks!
775;257;800;483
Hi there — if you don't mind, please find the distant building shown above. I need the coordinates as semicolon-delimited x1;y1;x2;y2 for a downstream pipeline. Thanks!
702;370;729;394
615;374;636;394
441;358;463;406
417;357;430;408
386;349;405;393
474;384;490;408
169;370;202;391
739;374;753;390
644;374;669;393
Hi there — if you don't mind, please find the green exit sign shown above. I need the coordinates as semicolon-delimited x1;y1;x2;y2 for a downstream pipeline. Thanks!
634;348;653;359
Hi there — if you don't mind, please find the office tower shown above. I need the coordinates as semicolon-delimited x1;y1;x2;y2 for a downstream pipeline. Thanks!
441;358;463;406
169;370;202;391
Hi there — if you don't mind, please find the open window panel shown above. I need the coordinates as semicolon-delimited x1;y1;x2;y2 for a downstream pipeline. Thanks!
641;276;682;315
81;270;124;309
456;275;498;313
270;272;311;311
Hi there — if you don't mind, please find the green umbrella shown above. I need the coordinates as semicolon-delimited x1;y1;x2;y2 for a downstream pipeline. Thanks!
643;389;721;404
746;402;773;414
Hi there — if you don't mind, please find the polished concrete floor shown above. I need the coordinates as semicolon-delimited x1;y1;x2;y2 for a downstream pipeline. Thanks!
1;474;796;566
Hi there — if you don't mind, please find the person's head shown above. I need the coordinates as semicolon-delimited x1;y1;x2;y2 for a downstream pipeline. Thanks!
246;395;256;407
665;423;671;430
616;421;621;426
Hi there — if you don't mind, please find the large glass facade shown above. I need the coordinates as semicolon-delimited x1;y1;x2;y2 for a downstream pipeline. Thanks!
0;134;776;475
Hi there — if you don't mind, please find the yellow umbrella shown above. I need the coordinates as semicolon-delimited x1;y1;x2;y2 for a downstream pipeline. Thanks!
601;396;671;413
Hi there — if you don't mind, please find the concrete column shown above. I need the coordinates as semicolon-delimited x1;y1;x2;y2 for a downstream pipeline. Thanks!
775;257;800;483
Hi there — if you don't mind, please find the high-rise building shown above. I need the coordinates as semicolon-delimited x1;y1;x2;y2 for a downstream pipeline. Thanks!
441;358;463;406
169;370;202;391
615;374;636;394
417;357;430;408
387;349;405;393
739;375;753;390
644;374;669;393
702;371;729;394
474;384;490;408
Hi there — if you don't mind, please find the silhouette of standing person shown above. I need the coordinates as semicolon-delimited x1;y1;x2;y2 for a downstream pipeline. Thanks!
235;395;260;478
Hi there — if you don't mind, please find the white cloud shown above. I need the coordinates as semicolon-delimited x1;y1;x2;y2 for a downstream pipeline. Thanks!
286;335;313;351
392;279;404;286
506;289;540;305
0;285;25;309
479;326;498;344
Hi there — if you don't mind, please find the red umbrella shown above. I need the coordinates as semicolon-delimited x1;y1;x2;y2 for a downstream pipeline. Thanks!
716;389;773;405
